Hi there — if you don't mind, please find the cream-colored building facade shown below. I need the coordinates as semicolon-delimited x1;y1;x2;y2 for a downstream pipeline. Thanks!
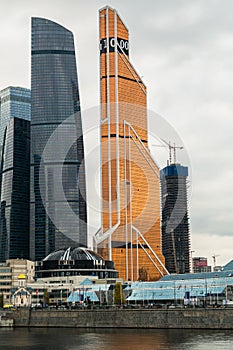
0;259;35;305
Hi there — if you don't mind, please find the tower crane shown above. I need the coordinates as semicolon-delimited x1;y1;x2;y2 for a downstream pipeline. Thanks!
161;139;183;165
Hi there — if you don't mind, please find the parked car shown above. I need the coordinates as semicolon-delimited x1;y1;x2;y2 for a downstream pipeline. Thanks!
31;303;42;309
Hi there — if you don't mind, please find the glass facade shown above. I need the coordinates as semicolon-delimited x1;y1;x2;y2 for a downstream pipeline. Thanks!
0;117;30;261
160;164;190;274
30;18;87;261
98;7;166;281
0;87;31;156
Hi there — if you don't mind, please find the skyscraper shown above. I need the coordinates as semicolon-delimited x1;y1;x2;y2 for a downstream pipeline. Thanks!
31;18;87;261
160;163;190;274
0;87;31;262
95;6;167;281
0;87;30;155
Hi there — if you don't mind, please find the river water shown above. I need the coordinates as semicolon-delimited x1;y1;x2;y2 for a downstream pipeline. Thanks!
0;328;233;349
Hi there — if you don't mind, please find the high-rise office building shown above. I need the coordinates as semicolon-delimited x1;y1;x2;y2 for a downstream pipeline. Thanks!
0;118;30;262
0;87;30;154
31;18;87;261
160;164;190;274
95;6;167;281
0;87;31;262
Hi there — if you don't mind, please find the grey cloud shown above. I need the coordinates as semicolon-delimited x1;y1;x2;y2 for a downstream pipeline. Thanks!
0;0;232;263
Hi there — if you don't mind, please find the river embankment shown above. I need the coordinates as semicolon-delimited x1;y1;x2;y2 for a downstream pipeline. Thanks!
2;307;233;329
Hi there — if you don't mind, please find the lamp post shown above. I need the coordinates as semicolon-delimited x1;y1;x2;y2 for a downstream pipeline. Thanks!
205;278;208;307
36;289;39;306
190;250;195;273
174;281;176;305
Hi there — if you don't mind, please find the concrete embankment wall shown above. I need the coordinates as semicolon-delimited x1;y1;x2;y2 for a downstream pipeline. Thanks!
0;312;14;327
6;308;233;329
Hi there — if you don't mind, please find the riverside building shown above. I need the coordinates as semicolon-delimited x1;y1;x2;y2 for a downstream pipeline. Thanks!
0;248;119;307
127;260;233;306
95;6;167;281
0;259;35;306
30;18;87;261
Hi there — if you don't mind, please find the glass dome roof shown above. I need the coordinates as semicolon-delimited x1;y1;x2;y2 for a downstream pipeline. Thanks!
43;246;104;262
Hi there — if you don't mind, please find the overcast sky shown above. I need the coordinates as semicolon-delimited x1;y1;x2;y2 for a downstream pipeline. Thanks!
1;0;233;267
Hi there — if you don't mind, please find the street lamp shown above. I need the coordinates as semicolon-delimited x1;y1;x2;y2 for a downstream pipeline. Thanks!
190;251;195;273
174;281;176;305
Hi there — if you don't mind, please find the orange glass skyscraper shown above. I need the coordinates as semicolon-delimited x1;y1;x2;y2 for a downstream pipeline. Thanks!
95;6;167;281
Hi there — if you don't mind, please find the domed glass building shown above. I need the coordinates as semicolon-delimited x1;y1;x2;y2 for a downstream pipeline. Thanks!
35;246;118;280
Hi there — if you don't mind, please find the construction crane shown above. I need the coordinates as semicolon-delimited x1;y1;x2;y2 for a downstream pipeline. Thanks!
151;139;183;165
212;254;220;269
161;139;183;165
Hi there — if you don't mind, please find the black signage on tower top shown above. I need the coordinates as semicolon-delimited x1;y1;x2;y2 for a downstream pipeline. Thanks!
100;37;129;56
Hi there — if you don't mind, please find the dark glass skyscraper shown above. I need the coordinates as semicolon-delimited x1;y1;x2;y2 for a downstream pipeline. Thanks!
0;117;30;261
30;18;87;261
0;87;31;262
0;87;31;155
160;164;190;274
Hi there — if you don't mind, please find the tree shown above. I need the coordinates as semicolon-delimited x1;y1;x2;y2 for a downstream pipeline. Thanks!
43;289;50;306
0;293;3;308
114;282;125;305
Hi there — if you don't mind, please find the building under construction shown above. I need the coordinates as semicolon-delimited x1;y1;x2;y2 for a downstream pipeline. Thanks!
160;163;190;274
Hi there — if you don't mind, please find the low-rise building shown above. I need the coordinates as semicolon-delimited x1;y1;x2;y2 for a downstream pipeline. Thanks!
0;247;121;307
127;260;233;306
193;257;211;273
0;259;35;305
